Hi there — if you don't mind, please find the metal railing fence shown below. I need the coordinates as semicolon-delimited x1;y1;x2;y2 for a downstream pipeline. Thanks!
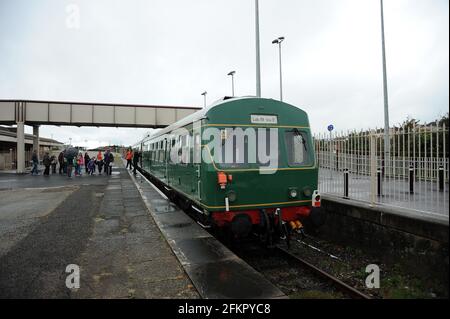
314;122;449;216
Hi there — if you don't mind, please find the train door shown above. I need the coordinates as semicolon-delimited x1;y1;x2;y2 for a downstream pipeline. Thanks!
164;138;168;184
193;121;202;201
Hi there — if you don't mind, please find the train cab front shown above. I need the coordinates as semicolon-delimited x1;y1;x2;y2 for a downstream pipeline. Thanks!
209;185;326;243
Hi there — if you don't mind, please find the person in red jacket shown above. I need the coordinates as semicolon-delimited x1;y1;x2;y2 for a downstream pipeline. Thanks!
96;150;103;174
125;148;133;170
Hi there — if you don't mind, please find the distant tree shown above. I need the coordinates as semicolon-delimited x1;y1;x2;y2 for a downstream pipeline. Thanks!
437;112;449;127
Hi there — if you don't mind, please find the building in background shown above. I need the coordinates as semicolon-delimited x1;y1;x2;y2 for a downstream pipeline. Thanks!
0;126;64;170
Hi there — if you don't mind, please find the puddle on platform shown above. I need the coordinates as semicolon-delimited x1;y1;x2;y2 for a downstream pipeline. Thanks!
106;185;121;190
151;199;176;213
168;222;192;228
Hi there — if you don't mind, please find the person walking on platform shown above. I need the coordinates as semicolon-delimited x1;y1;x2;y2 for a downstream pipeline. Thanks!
43;152;51;176
73;156;79;176
31;150;39;175
50;155;57;174
84;152;90;173
73;156;78;176
108;151;114;175
58;151;64;174
126;149;133;169
87;158;96;175
103;149;109;175
133;150;140;175
96;150;103;174
75;153;83;176
103;149;113;175
65;152;75;178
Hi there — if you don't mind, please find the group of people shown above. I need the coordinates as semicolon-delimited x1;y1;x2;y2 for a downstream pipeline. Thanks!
31;149;116;178
125;148;141;175
81;150;115;177
31;150;57;176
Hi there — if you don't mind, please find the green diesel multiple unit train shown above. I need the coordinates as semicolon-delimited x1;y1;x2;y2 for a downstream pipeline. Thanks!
134;97;322;242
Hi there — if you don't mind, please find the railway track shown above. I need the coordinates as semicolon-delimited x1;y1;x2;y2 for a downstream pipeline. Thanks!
136;165;372;299
222;235;372;299
274;245;371;299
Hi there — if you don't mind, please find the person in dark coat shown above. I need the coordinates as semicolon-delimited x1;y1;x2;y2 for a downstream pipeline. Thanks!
105;151;114;175
43;152;51;176
84;152;90;173
103;149;111;175
66;153;75;178
133;150;140;175
31;150;39;175
58;151;65;174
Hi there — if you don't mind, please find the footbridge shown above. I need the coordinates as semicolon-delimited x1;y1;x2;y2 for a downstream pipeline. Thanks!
0;99;201;173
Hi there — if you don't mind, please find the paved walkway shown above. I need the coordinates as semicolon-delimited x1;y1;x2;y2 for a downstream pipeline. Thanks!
0;162;198;298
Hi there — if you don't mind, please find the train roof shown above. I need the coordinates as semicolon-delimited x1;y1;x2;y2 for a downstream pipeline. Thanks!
141;96;308;142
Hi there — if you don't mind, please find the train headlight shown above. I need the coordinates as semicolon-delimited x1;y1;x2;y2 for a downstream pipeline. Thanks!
288;188;298;199
302;187;312;197
227;190;237;202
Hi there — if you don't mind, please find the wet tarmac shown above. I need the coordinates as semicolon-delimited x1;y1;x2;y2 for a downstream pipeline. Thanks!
0;162;199;298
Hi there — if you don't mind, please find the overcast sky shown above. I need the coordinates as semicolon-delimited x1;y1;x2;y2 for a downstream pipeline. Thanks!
0;0;448;148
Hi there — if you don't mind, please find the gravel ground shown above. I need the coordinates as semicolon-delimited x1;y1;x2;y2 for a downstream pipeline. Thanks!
228;240;347;299
223;232;448;299
287;233;448;299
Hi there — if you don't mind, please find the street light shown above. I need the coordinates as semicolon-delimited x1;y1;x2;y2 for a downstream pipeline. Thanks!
255;0;261;97
201;91;207;108
227;71;236;96
272;36;285;101
380;0;390;165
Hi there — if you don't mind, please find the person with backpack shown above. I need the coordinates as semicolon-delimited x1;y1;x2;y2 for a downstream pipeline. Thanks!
87;158;96;175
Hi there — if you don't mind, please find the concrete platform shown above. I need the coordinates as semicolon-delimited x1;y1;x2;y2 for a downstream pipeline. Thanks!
129;168;287;299
0;162;199;298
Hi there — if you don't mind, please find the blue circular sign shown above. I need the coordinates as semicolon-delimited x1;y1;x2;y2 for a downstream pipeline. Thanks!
327;124;334;132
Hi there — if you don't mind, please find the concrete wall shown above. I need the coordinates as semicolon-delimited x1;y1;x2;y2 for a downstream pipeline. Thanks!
0;142;63;170
318;195;448;278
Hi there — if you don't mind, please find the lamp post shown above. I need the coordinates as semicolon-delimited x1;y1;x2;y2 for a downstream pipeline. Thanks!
227;71;236;96
380;0;390;166
201;91;207;108
272;36;285;101
255;0;261;97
